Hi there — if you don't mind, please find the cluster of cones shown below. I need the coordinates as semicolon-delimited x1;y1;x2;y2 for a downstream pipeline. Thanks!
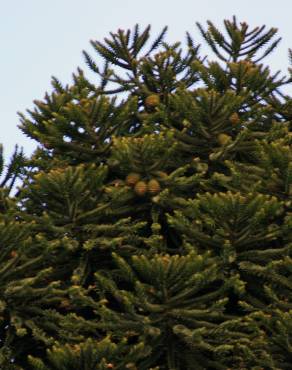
125;172;164;196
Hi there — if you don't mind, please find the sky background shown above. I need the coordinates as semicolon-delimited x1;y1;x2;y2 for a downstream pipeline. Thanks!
2;0;292;160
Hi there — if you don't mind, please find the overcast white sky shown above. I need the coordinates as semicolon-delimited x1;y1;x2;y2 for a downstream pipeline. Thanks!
2;0;292;159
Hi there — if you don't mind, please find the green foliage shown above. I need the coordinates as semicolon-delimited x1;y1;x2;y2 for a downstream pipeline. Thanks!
83;24;201;96
167;192;291;309
93;251;272;369
0;144;25;196
2;16;292;369
254;309;292;369
28;337;150;370
196;16;281;63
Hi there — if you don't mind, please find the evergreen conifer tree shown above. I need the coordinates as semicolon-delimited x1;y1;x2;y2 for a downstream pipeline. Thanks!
1;17;291;369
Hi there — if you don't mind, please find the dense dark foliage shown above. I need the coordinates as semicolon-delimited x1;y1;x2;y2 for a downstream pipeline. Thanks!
0;17;291;369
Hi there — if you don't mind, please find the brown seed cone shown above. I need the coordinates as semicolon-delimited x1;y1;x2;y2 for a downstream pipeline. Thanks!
145;94;160;108
125;173;141;186
154;171;168;179
59;299;71;310
147;179;161;195
110;179;124;187
84;102;91;112
79;98;89;106
10;250;18;258
73;344;81;352
217;133;232;146
161;255;170;265
229;112;240;125
134;181;148;196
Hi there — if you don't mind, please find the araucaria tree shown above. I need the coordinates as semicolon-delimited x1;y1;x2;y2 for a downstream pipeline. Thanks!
1;17;291;369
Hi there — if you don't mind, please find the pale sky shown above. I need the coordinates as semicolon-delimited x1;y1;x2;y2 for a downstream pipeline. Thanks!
2;0;292;160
